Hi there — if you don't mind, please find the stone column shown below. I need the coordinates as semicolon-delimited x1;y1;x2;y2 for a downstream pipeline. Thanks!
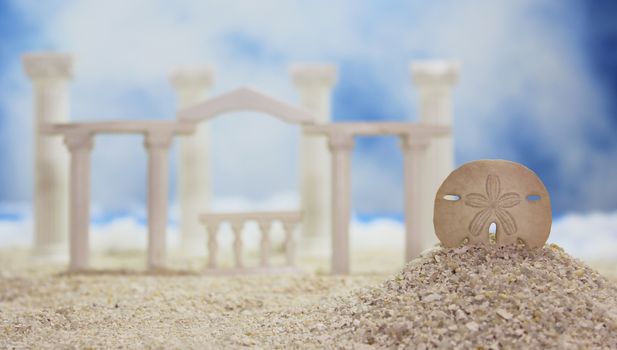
400;135;429;261
144;131;174;270
170;66;214;257
410;61;460;250
290;64;337;255
64;132;94;271
22;53;73;262
328;133;354;275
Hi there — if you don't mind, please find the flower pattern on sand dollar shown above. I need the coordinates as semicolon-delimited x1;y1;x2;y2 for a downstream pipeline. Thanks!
464;175;520;236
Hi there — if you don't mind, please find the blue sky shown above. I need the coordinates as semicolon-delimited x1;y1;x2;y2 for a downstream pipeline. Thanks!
0;0;616;219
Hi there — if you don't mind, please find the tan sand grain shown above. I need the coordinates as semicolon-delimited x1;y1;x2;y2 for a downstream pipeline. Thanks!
1;244;617;349
241;244;617;349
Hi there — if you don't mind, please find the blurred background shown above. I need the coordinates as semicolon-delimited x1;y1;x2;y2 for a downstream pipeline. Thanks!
0;0;616;263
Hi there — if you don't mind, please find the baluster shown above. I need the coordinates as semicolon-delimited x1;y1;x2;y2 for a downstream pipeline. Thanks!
257;220;272;267
230;221;244;269
205;222;219;269
281;220;298;267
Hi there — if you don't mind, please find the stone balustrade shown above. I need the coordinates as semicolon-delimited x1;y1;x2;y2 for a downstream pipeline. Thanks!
199;211;302;273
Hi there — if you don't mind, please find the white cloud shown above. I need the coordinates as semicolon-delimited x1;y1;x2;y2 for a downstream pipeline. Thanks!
1;208;616;264
3;0;614;215
549;211;617;262
0;218;32;247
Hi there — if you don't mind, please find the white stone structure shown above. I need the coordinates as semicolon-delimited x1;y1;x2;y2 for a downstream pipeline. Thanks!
24;52;459;275
169;66;215;257
179;88;313;273
23;53;72;261
44;121;194;270
290;64;336;254
200;211;301;274
411;61;460;250
44;87;314;271
304;123;451;274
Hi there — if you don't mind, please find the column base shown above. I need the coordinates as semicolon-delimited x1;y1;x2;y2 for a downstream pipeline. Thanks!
32;243;68;264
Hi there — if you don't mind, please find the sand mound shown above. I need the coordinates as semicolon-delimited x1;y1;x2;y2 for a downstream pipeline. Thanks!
2;245;616;348
288;244;617;349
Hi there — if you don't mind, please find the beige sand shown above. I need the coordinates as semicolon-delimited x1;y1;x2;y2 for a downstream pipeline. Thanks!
1;245;616;349
0;248;387;349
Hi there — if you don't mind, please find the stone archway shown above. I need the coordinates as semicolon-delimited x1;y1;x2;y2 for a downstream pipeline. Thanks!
304;122;452;274
175;87;317;272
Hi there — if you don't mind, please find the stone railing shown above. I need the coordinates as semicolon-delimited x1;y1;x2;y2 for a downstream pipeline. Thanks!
199;211;302;273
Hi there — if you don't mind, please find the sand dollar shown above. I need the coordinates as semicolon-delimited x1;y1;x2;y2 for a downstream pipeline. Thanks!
433;159;551;248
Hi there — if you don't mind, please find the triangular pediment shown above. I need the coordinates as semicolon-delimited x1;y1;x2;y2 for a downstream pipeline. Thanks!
177;87;315;125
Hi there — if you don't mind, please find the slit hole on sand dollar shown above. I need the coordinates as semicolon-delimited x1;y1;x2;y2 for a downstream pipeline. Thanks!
527;195;541;201
443;194;460;201
488;222;497;237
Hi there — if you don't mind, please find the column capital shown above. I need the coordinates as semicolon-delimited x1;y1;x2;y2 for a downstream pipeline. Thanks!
23;53;73;81
169;65;215;90
64;131;93;152
290;64;337;89
144;130;174;149
327;132;354;152
410;60;460;87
